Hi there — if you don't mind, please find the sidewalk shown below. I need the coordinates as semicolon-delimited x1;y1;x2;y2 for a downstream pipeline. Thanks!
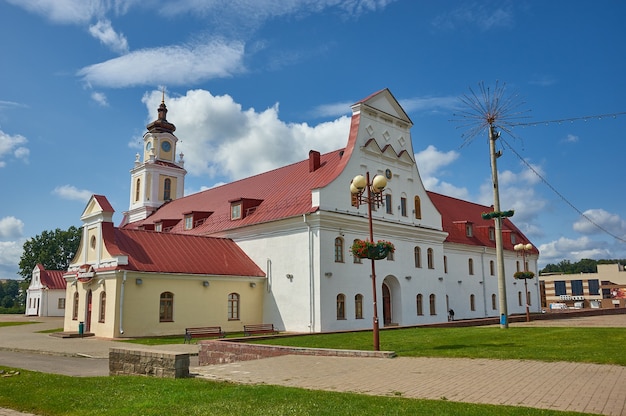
1;315;626;415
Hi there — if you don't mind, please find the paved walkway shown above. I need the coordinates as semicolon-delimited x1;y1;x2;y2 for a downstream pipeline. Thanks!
1;315;626;415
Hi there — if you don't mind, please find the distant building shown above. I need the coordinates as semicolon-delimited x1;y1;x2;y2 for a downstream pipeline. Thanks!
63;89;540;338
25;264;66;316
539;263;626;310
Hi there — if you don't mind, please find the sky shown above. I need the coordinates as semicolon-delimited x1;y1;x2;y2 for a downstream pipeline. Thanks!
1;0;625;279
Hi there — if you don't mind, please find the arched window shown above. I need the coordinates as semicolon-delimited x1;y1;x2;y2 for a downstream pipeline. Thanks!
385;193;393;214
355;294;363;319
516;260;521;272
159;292;174;322
99;292;106;322
414;247;422;268
527;291;532;306
468;258;474;275
490;260;495;276
414;196;422;219
352;239;362;264
492;294;497;310
429;294;436;315
416;294;423;316
163;178;171;201
427;248;434;269
470;294;476;311
518;291;523;306
72;292;79;320
336;294;346;320
135;178;140;202
334;237;344;263
444;255;448;273
228;293;240;320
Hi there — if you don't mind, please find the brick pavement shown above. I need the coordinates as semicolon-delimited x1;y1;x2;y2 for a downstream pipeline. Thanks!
1;314;625;415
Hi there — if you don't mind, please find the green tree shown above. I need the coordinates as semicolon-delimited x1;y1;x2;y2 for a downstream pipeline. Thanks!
18;226;82;283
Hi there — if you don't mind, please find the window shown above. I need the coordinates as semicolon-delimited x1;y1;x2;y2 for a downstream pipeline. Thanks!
416;294;424;316
588;279;600;295
228;293;240;320
414;196;421;219
386;250;394;261
527;291;532;306
490;260;495;276
72;292;79;320
427;248;434;269
400;197;407;216
231;203;242;220
516;261;521;272
571;280;584;296
58;298;65;309
488;227;495;241
160;292;174;322
352;240;362;264
511;233;516;244
470;294;476;311
184;215;193;230
355;294;363;319
163;178;171;201
90;236;96;250
334;237;344;263
444;256;448;273
518;291;523;306
414;247;422;268
429;294;436;315
491;294;497;310
554;281;566;296
385;194;392;214
465;223;473;237
337;294;346;319
135;178;140;202
155;223;162;232
468;258;474;275
98;292;106;322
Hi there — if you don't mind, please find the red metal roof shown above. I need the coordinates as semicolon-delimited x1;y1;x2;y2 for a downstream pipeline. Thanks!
427;191;539;254
36;264;67;289
107;227;265;277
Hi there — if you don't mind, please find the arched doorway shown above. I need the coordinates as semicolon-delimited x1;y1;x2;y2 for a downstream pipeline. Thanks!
86;290;93;332
382;283;392;325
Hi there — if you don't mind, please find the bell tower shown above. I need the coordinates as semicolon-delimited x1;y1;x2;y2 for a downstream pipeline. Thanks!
126;92;186;223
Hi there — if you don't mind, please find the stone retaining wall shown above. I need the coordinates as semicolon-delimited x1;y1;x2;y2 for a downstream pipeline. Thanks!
198;340;395;365
109;347;190;378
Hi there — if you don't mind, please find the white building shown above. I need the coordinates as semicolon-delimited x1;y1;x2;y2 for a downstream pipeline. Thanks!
25;264;66;317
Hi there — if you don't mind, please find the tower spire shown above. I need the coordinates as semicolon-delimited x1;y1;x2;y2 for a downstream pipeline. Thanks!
147;88;176;133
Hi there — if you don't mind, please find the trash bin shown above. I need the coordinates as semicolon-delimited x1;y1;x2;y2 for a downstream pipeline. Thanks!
78;321;84;336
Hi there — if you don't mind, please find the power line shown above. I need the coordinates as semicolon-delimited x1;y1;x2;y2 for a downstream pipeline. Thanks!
510;111;626;127
499;136;626;244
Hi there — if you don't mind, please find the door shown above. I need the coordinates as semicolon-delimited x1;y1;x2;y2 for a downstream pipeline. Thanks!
382;283;392;325
86;290;93;332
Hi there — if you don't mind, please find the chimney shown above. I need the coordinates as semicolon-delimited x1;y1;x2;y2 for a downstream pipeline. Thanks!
309;150;321;172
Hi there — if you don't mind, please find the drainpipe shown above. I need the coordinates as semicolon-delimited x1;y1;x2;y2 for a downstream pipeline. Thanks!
304;214;315;333
119;271;127;335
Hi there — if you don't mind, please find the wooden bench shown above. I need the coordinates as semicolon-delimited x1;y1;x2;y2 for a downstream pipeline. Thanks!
184;326;225;343
243;323;278;336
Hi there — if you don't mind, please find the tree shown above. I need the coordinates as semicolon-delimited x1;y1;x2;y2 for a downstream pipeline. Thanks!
18;226;82;283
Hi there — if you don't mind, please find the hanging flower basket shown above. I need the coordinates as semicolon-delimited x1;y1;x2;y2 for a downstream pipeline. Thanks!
351;239;395;260
514;271;535;280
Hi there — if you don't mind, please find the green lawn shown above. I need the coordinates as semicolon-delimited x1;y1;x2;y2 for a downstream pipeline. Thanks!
0;368;591;416
252;326;626;366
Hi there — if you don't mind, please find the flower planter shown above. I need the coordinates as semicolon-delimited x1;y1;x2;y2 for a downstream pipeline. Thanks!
351;239;395;261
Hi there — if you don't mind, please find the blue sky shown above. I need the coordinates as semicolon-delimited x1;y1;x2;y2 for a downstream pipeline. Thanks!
1;0;625;279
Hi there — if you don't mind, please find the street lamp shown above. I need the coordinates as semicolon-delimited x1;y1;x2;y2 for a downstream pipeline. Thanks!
514;243;534;322
350;172;387;351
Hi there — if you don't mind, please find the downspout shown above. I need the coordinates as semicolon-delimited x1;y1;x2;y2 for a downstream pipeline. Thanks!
304;214;314;333
481;247;488;316
119;271;127;335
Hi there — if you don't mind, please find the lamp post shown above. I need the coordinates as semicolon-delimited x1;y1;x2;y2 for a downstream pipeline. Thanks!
350;172;387;351
514;243;533;322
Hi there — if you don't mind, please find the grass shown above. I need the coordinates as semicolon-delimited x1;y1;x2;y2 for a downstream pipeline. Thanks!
254;326;626;366
121;332;247;345
0;367;590;416
0;321;37;328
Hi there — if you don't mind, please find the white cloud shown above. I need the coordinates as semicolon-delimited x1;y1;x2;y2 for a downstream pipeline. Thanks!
78;39;246;88
414;145;469;199
6;0;107;24
89;19;129;54
53;185;93;202
143;89;351;181
0;240;23;279
90;91;109;106
432;3;514;31
538;236;612;265
0;130;29;166
573;209;626;237
0;217;24;240
563;134;579;143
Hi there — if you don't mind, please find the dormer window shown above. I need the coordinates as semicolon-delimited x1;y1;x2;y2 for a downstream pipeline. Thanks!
155;223;162;232
184;215;193;230
511;233;516;244
488;227;495;241
465;223;473;237
231;203;242;220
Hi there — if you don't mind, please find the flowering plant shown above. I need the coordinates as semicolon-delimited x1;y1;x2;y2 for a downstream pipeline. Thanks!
351;239;395;260
514;271;535;280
